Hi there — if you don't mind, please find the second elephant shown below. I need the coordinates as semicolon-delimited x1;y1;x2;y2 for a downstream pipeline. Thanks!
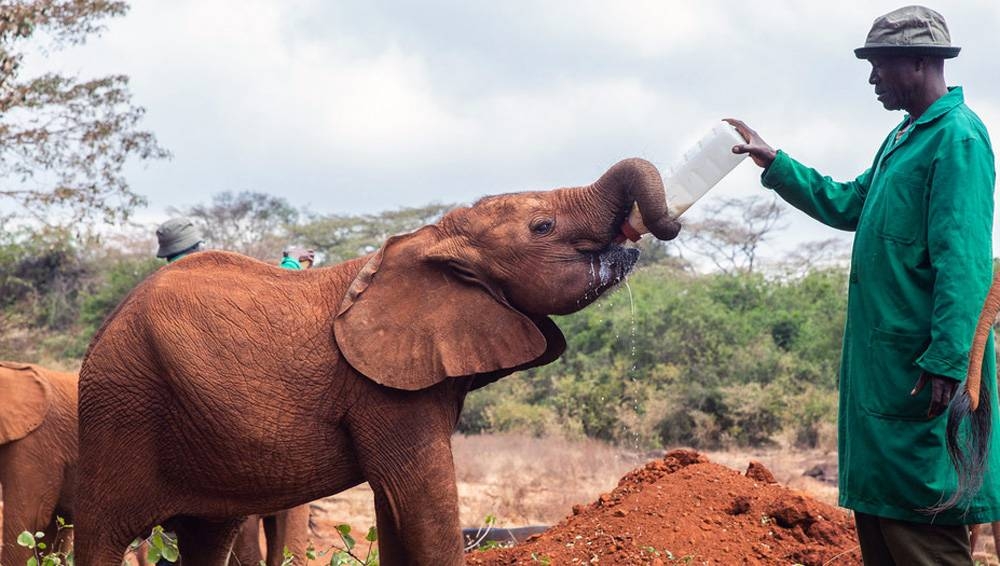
0;361;77;566
230;505;312;566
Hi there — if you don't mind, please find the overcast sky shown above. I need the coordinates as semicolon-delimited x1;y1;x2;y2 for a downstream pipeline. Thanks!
26;0;1000;259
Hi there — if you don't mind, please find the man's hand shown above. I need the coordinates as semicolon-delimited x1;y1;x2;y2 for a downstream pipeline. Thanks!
724;118;778;169
911;372;960;418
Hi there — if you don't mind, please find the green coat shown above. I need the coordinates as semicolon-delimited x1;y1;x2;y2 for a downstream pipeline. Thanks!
762;86;1000;523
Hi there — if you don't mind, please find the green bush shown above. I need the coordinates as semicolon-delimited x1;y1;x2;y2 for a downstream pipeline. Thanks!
0;227;89;331
486;264;849;450
4;221;851;450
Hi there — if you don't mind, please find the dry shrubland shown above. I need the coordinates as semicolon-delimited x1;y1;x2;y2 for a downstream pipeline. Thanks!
313;432;839;533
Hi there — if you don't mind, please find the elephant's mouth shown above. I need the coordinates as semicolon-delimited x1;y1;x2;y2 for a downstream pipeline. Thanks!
581;245;639;302
612;203;634;243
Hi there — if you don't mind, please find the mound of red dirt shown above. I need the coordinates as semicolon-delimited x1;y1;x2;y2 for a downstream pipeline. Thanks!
466;449;861;565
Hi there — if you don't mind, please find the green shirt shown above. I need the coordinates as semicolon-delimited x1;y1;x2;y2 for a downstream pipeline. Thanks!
762;86;1000;523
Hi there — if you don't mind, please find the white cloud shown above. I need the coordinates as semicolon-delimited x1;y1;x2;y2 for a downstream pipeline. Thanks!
535;1;722;57
14;0;1000;251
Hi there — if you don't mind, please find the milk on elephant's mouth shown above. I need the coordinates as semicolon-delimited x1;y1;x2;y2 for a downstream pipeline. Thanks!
583;246;639;303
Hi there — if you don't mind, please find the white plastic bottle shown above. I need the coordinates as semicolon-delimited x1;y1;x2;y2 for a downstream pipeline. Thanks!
621;121;747;240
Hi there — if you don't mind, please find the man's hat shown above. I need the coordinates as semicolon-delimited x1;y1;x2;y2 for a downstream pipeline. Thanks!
854;5;960;60
156;217;203;258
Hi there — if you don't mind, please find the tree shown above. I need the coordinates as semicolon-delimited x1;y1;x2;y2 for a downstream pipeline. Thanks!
170;190;299;259
776;237;850;279
0;1;169;225
681;195;787;274
293;203;454;263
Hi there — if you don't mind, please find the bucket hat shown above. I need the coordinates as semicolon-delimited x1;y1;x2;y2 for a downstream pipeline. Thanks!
156;217;203;258
854;5;960;59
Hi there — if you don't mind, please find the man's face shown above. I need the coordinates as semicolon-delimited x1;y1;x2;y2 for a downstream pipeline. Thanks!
867;56;922;111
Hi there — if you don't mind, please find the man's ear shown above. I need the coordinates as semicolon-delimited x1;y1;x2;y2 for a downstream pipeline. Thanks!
334;228;556;390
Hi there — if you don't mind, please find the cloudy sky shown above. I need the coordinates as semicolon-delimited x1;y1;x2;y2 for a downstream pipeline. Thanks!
26;0;1000;258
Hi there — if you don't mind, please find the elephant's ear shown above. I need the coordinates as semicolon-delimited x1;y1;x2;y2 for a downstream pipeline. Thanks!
334;228;551;390
469;316;566;391
0;362;51;444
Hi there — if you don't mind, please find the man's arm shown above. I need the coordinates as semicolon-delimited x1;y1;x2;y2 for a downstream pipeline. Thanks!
916;136;996;382
726;118;870;231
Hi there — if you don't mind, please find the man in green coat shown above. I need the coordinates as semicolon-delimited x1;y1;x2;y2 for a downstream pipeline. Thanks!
728;6;999;564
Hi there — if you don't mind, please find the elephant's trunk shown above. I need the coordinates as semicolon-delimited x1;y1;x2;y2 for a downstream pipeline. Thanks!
588;158;681;241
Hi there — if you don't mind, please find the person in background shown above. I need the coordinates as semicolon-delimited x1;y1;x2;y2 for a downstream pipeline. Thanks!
148;216;204;564
727;5;999;565
155;217;203;263
279;245;316;270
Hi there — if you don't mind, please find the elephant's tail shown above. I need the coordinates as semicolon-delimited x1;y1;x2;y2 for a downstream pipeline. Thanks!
924;385;991;515
924;271;1000;515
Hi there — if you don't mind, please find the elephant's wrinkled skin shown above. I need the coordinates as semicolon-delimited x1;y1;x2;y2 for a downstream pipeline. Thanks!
0;362;77;566
74;158;681;565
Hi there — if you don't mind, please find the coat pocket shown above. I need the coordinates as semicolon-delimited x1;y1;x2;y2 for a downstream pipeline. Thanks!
875;172;925;245
860;328;930;420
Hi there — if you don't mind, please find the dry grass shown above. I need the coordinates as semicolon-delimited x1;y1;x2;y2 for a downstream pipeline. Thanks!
311;433;841;532
452;433;650;526
703;446;840;507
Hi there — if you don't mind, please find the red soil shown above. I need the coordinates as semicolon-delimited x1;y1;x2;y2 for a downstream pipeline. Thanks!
466;449;862;565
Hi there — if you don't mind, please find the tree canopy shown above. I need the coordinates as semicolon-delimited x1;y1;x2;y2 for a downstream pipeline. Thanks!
0;0;168;225
169;191;299;259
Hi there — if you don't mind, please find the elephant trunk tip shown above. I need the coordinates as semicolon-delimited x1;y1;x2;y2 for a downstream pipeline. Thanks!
593;156;682;242
620;204;682;242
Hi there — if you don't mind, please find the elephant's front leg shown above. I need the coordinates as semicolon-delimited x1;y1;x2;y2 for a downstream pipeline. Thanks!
351;383;467;566
368;435;463;565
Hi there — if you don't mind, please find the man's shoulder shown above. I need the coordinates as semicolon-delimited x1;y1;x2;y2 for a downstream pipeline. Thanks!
935;102;992;147
946;99;989;128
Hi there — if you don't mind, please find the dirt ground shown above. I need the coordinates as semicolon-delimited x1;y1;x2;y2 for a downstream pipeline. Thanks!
465;449;861;565
307;437;999;565
3;436;999;564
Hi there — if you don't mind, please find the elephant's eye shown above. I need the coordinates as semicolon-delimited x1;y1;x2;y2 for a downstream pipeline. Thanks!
530;219;555;236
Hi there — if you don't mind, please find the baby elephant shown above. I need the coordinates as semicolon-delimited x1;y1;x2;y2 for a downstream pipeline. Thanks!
0;361;77;566
75;157;682;565
0;363;224;566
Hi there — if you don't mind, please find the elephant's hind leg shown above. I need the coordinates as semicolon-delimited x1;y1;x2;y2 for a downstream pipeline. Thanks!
172;516;244;566
71;527;135;566
229;516;263;565
0;485;61;566
73;473;168;565
266;505;312;566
